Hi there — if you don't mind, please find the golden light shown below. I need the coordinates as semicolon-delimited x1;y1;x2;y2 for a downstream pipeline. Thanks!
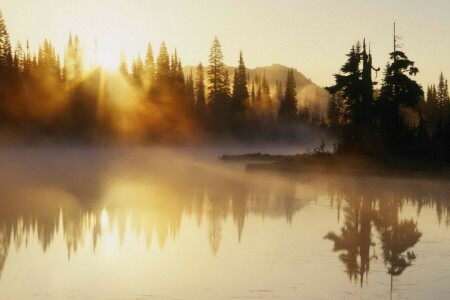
85;40;121;70
101;208;109;228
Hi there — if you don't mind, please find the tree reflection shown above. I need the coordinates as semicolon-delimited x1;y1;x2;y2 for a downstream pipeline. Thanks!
0;154;309;279
325;177;426;293
325;197;376;286
0;155;448;286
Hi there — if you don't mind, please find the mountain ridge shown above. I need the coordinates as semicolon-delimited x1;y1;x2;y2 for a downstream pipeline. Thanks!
184;64;329;110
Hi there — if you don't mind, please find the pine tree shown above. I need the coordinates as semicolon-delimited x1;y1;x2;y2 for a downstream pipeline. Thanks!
231;51;249;112
311;100;321;125
73;35;82;80
207;37;229;120
251;81;256;104
156;42;170;86
299;98;311;123
378;24;423;153
261;72;272;113
437;72;446;113
223;69;231;98
63;34;83;85
23;39;31;78
278;69;298;122
326;43;362;126
0;10;13;82
275;80;283;105
119;50;129;78
327;94;340;129
144;42;156;88
195;63;207;116
132;53;144;86
13;41;24;82
185;70;195;110
326;41;380;151
207;37;227;101
256;84;262;105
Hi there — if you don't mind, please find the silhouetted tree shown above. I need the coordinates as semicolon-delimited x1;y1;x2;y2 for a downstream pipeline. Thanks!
278;68;298;122
327;93;341;129
0;10;13;83
377;25;423;154
119;50;129;78
231;51;249;114
185;70;195;111
195;63;207;119
207;37;230;130
156;42;171;87
131;54;144;86
144;42;156;88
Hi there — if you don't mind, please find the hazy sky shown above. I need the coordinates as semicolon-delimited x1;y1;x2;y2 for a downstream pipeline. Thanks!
3;0;450;87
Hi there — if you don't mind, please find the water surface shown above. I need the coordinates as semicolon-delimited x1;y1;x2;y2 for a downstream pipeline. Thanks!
0;147;449;299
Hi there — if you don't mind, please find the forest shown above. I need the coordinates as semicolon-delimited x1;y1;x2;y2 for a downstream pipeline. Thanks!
0;10;449;162
0;10;327;144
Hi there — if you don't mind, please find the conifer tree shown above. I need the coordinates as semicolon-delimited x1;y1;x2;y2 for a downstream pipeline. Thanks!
207;37;229;121
185;70;195;110
144;42;156;87
261;72;272;114
13;41;24;82
327;93;341;128
0;10;12;82
156;42;170;86
132;54;144;86
207;37;227;100
231;51;249;112
73;35;82;80
251;81;256;104
378;25;423;153
278;69;298;122
311;100;321;125
195;63;207;116
119;50;129;78
437;72;446;113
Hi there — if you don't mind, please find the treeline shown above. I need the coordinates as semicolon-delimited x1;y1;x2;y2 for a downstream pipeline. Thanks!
325;31;450;161
0;11;327;144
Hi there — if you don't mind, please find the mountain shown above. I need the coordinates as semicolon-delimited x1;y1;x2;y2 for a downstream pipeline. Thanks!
184;64;329;111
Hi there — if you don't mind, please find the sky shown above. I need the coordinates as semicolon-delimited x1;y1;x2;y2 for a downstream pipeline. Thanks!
2;0;450;87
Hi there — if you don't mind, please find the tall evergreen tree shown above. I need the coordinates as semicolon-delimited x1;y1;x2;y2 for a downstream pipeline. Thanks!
207;37;229;121
261;72;273;117
155;42;170;86
207;37;227;100
13;41;24;82
278;69;298;122
119;50;129;78
327;93;341;128
195;63;207;117
378;25;423;153
144;42;156;88
231;51;249;112
185;70;195;110
131;54;144;86
0;10;12;82
437;72;446;113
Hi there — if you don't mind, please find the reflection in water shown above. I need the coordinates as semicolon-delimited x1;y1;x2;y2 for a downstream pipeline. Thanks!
0;149;450;297
323;177;450;295
0;148;309;280
325;197;377;286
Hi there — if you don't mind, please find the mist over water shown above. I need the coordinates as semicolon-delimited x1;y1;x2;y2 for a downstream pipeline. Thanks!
0;146;449;299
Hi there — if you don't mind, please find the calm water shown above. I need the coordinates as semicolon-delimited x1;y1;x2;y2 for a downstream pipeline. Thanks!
0;147;450;299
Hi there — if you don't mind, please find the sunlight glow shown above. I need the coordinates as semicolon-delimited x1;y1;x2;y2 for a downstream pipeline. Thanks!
101;209;109;228
86;41;121;70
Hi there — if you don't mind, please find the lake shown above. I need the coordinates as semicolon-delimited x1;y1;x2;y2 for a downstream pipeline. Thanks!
0;147;449;299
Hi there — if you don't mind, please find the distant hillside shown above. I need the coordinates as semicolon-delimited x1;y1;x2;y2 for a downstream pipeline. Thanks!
184;64;329;111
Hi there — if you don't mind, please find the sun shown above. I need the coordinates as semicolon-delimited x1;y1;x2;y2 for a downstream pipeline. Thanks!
85;41;121;70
